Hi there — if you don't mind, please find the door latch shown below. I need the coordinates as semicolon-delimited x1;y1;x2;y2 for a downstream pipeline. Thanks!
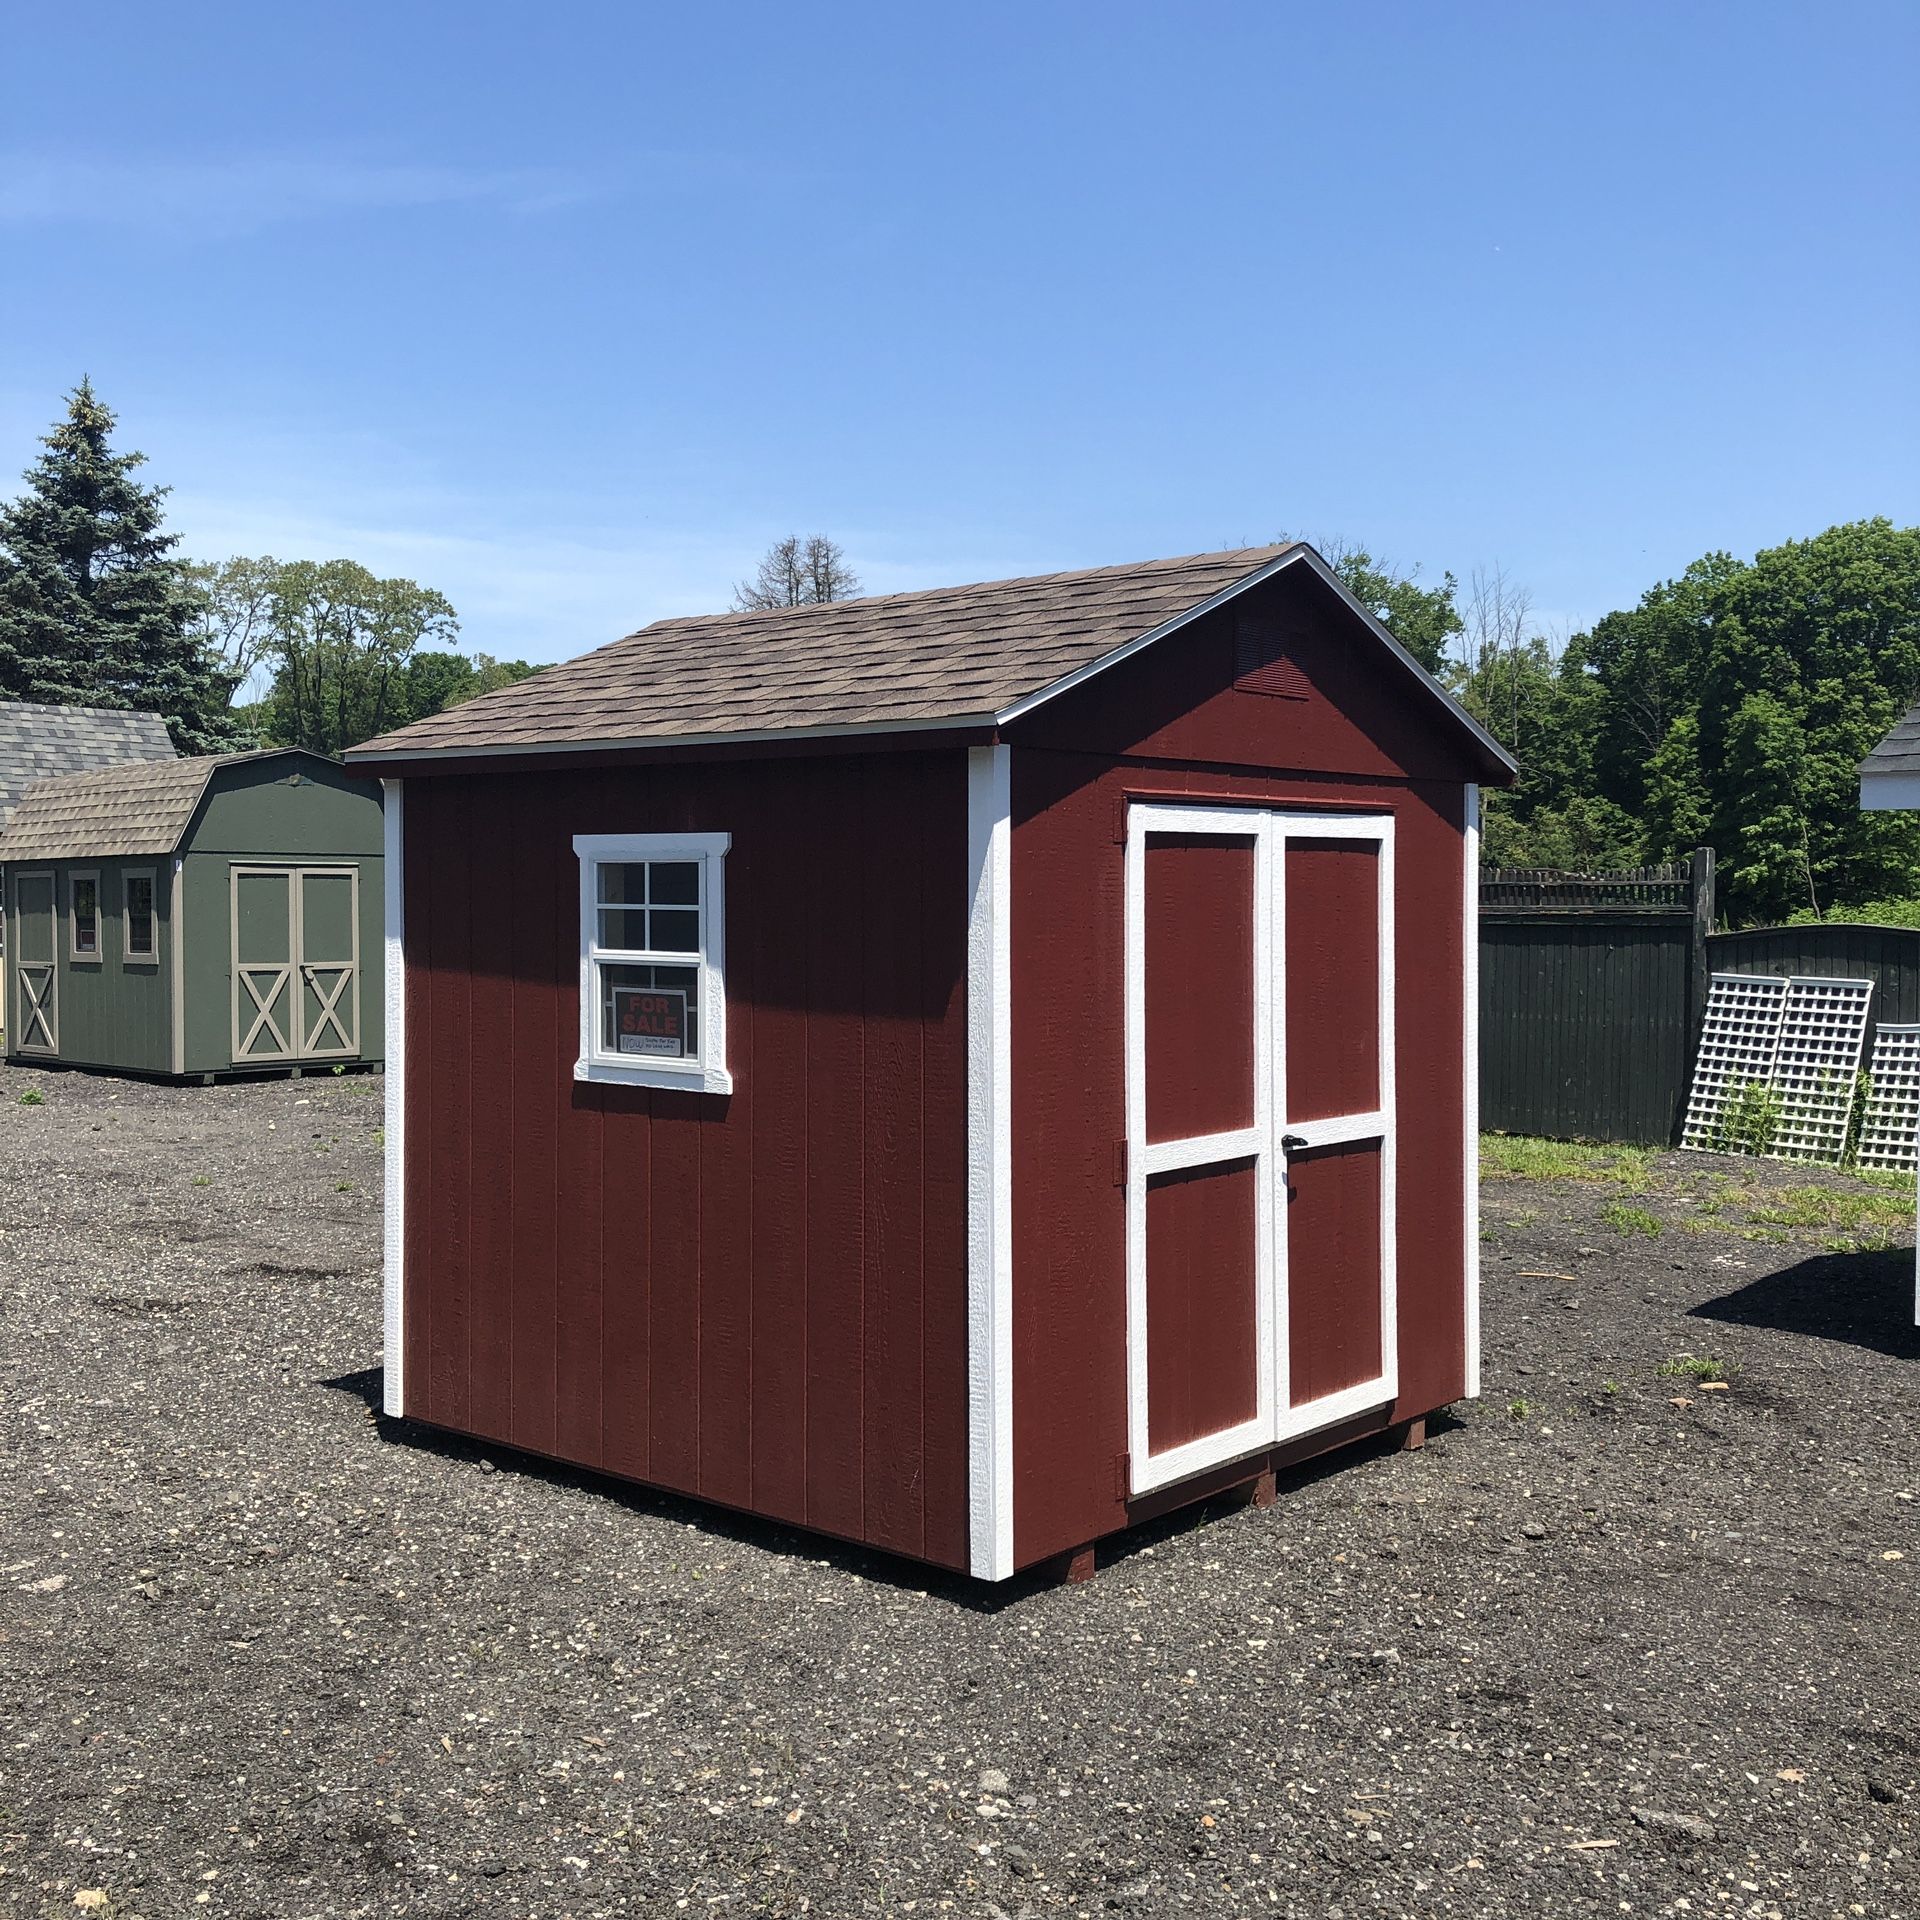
1280;1133;1309;1153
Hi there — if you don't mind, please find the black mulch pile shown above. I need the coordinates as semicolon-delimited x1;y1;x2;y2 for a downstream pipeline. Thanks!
0;1067;1915;1918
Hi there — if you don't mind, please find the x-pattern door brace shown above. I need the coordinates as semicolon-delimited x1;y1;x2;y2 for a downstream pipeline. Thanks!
18;965;55;1049
301;964;354;1054
238;963;293;1057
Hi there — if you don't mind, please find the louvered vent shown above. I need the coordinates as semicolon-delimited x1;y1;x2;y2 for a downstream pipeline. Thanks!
1233;603;1310;699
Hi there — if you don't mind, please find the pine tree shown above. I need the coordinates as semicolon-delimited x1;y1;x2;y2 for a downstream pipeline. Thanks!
0;381;243;751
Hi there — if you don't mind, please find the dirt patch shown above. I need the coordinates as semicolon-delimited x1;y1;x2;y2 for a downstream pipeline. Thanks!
0;1065;1916;1917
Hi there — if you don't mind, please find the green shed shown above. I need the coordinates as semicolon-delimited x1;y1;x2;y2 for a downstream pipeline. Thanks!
0;748;384;1079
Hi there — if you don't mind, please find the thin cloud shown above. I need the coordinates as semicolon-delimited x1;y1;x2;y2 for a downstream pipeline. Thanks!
0;154;595;236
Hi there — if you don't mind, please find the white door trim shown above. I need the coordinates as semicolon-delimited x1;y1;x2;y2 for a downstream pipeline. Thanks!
1124;804;1276;1496
1269;808;1397;1445
1124;804;1398;1495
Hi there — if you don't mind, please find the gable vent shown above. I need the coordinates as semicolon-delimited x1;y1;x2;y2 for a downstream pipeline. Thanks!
1233;604;1311;700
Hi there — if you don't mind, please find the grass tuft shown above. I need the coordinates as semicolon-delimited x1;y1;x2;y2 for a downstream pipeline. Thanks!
1659;1353;1735;1384
1600;1201;1662;1238
1481;1135;1659;1191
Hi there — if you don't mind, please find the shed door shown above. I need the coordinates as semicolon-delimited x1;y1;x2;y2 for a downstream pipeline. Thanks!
12;872;58;1053
1125;810;1276;1490
1274;817;1397;1440
231;865;361;1064
296;868;360;1058
1125;806;1396;1495
233;867;296;1063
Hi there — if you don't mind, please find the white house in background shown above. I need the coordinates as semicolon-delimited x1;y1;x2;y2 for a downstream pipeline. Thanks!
1858;702;1920;1325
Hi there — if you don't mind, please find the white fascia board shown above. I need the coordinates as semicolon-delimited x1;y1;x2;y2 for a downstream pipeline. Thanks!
1860;770;1920;811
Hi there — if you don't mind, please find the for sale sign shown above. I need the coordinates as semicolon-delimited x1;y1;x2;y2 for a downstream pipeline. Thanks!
613;986;689;1057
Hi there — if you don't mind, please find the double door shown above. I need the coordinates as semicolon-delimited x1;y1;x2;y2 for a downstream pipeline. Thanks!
232;865;361;1064
1125;804;1396;1494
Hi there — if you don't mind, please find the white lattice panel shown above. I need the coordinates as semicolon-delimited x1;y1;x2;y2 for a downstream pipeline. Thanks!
1858;1023;1920;1171
1681;972;1789;1152
1767;976;1874;1163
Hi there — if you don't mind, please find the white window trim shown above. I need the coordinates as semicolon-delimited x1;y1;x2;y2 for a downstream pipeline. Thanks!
573;831;733;1094
69;870;102;963
122;867;160;965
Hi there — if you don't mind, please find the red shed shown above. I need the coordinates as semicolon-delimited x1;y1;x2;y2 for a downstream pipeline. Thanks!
348;544;1515;1581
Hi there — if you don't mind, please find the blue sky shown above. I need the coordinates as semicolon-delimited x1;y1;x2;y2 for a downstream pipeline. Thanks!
3;1;1915;664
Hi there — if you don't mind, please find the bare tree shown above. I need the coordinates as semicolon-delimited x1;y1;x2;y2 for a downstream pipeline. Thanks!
732;535;861;611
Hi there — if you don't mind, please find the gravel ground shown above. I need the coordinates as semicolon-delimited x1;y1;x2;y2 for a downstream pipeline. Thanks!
1;1066;1917;1920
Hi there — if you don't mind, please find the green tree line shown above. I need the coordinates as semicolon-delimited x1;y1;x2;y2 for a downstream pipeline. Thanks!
0;382;534;756
1313;523;1920;925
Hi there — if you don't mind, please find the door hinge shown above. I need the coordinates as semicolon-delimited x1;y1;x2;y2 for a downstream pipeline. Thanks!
1116;1450;1132;1499
1113;795;1128;844
1114;1137;1129;1187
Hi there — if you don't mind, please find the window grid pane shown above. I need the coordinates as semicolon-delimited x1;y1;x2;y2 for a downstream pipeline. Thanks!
592;860;702;957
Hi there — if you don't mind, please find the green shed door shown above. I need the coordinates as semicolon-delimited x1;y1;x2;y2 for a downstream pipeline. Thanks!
232;867;296;1062
230;864;361;1065
12;872;58;1052
297;867;359;1058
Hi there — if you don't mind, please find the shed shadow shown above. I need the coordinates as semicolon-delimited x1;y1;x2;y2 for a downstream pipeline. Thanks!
321;1368;1038;1613
320;1369;1459;1609
1687;1247;1919;1360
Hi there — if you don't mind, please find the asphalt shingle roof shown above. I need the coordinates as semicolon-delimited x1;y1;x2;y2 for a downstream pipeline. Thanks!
1861;702;1920;778
0;749;305;863
347;545;1305;759
0;701;176;831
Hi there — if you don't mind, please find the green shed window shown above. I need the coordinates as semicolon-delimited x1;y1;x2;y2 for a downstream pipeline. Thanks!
124;871;157;961
70;873;100;960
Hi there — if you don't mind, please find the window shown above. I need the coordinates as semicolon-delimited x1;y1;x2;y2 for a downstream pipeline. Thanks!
123;871;157;962
70;873;100;960
574;832;731;1093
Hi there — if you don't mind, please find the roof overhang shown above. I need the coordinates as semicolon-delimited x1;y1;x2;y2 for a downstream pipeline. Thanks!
347;544;1518;782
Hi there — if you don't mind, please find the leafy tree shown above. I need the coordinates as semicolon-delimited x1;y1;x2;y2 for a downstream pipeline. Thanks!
732;535;861;611
252;558;459;754
390;649;536;729
0;381;242;751
1597;522;1920;919
1296;535;1462;675
184;554;282;705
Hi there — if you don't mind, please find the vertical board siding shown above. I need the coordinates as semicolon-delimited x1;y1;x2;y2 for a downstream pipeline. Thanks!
1476;914;1920;1150
1286;1140;1385;1405
1479;912;1695;1144
1142;834;1257;1144
404;750;971;1570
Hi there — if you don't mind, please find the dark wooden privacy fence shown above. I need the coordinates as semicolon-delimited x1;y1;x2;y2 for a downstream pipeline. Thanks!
1481;848;1920;1143
1707;923;1920;1063
1479;852;1714;1145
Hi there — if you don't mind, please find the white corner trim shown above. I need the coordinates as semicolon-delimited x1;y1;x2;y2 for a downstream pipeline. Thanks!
571;831;734;1096
382;780;406;1419
1463;783;1481;1398
966;744;1015;1581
